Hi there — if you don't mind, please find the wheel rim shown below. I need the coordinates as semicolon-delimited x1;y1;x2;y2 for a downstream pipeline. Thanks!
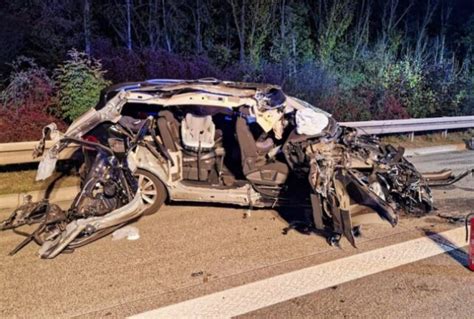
136;174;157;207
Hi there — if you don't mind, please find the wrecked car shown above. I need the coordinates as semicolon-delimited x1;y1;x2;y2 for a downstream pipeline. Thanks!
0;78;433;258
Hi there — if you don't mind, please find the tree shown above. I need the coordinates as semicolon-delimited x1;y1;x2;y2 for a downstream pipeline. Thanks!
28;0;83;67
247;0;274;66
413;0;438;64
104;0;134;51
1;56;53;110
316;0;354;66
371;0;413;71
84;0;92;55
228;0;247;63
228;0;275;65
1;0;473;122
55;50;110;121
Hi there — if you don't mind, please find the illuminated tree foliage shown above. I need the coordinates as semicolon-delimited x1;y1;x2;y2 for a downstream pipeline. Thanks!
0;0;473;126
55;50;110;121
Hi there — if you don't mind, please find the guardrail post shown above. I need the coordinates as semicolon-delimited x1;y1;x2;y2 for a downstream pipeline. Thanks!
442;129;448;139
410;132;415;142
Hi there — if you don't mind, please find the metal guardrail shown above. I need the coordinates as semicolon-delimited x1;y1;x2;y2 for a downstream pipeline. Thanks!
0;115;473;165
341;115;474;135
0;141;76;165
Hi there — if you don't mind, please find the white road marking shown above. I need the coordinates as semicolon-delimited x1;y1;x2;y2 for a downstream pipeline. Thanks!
130;227;468;319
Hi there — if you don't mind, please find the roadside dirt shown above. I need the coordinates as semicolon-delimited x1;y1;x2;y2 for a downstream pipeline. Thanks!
382;131;471;149
0;169;79;195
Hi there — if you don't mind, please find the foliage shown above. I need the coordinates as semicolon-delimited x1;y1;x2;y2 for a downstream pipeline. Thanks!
317;0;354;66
1;56;54;110
0;56;66;142
55;49;110;121
0;107;67;142
381;60;467;118
0;0;473;124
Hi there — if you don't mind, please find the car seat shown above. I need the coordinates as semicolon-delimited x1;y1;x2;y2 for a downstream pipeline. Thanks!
156;110;179;152
235;116;288;186
181;113;216;151
180;113;224;182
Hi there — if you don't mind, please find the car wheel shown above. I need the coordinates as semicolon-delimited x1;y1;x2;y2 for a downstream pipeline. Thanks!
135;169;167;216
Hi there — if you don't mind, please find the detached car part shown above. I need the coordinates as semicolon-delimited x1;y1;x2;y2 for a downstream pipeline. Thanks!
422;168;474;187
1;79;434;257
0;118;151;258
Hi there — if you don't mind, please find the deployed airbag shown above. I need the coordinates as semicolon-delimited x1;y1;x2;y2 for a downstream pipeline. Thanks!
295;108;329;136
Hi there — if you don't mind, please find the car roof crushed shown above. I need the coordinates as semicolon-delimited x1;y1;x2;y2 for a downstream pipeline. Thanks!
96;78;285;111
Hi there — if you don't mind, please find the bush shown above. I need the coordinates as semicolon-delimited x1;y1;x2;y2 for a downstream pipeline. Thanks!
0;56;68;142
93;40;145;82
0;107;67;142
55;49;110;121
142;50;219;80
1;56;54;110
93;41;220;83
381;60;468;118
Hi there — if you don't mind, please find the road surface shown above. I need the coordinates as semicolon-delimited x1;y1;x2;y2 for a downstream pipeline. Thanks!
0;151;473;318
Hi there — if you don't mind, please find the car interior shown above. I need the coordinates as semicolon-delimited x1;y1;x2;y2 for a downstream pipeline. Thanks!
120;102;291;194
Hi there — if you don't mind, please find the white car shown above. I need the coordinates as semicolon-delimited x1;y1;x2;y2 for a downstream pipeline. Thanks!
1;79;433;257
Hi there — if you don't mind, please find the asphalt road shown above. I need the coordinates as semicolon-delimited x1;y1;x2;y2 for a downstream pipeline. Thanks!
1;151;474;318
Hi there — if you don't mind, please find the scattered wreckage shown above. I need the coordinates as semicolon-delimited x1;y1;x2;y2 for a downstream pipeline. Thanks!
1;79;435;258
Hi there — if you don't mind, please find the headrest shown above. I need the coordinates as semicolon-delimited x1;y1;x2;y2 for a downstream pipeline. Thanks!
181;113;216;151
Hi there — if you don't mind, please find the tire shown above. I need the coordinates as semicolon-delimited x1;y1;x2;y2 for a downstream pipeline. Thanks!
134;169;167;216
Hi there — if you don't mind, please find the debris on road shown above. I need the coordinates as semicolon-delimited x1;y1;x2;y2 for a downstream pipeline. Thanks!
191;271;212;283
437;212;468;224
191;271;204;277
423;168;474;187
112;226;140;241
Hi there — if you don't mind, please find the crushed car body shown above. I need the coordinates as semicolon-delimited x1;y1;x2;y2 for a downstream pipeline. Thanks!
0;78;433;258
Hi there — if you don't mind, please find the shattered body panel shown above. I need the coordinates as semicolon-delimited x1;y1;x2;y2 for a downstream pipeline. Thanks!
292;129;431;245
1;78;433;257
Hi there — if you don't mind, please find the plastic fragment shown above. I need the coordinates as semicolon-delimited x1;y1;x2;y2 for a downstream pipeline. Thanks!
112;226;140;241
